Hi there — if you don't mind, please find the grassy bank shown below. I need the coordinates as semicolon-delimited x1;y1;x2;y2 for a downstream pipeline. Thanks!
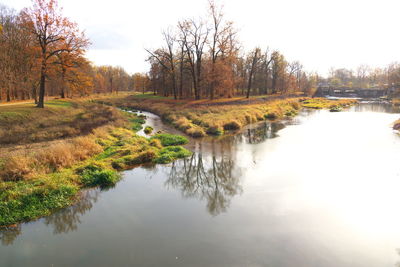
301;98;357;111
0;100;191;226
101;94;357;137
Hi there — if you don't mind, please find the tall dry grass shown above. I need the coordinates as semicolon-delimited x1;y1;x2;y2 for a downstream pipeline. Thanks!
1;135;103;181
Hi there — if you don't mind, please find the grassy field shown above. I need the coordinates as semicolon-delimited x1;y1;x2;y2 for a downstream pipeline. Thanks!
0;98;191;226
0;100;126;145
101;94;357;137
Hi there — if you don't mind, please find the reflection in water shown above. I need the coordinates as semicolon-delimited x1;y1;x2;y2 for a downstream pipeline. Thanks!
166;143;243;216
163;118;289;215
0;225;21;246
44;190;100;234
0;190;99;245
246;122;285;144
354;102;400;113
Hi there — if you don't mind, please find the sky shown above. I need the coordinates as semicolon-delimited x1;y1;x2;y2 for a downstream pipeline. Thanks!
2;0;400;76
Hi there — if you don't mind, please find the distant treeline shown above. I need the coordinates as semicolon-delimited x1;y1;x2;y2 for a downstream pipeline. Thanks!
321;65;400;91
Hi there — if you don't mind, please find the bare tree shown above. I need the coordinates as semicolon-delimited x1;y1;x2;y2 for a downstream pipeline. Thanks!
178;19;209;100
146;28;178;99
246;47;261;98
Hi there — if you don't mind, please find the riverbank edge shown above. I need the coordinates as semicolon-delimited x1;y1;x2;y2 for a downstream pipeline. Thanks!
99;96;358;138
0;107;192;227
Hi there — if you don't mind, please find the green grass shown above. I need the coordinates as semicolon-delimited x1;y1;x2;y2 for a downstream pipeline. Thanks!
0;183;78;226
150;133;189;146
132;93;172;99
45;100;73;107
79;164;120;188
154;146;192;164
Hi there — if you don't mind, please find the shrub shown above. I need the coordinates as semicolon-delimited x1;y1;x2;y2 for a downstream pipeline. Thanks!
329;105;342;112
174;117;192;131
254;111;264;121
223;120;241;130
149;138;162;149
206;125;224;136
265;112;278;120
144;126;153;134
112;150;157;169
163;114;177;123
151;133;188;146
186;127;206;137
289;101;301;110
285;109;297;117
131;150;157;164
79;164;119;187
191;117;203;126
245;114;257;123
154;154;174;164
111;159;125;170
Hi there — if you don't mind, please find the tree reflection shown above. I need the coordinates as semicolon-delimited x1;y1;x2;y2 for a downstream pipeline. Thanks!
166;143;243;216
0;225;21;246
245;122;285;144
44;190;99;234
0;190;99;246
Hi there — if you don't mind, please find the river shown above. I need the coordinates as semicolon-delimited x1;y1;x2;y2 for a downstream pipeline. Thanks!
1;103;400;267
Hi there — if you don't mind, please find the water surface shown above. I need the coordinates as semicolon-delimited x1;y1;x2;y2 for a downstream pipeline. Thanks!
2;103;400;267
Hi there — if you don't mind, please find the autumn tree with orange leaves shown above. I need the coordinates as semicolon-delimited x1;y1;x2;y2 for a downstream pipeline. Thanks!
21;0;89;108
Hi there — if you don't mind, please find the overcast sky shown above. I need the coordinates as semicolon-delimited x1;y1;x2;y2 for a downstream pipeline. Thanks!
3;0;400;76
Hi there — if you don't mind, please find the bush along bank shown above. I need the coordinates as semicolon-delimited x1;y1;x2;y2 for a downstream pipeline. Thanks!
0;109;191;226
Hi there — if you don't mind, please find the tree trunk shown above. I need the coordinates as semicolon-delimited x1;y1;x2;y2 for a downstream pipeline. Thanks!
32;84;37;104
172;71;177;100
246;79;252;98
6;87;10;102
60;69;66;98
37;63;46;108
210;62;215;100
